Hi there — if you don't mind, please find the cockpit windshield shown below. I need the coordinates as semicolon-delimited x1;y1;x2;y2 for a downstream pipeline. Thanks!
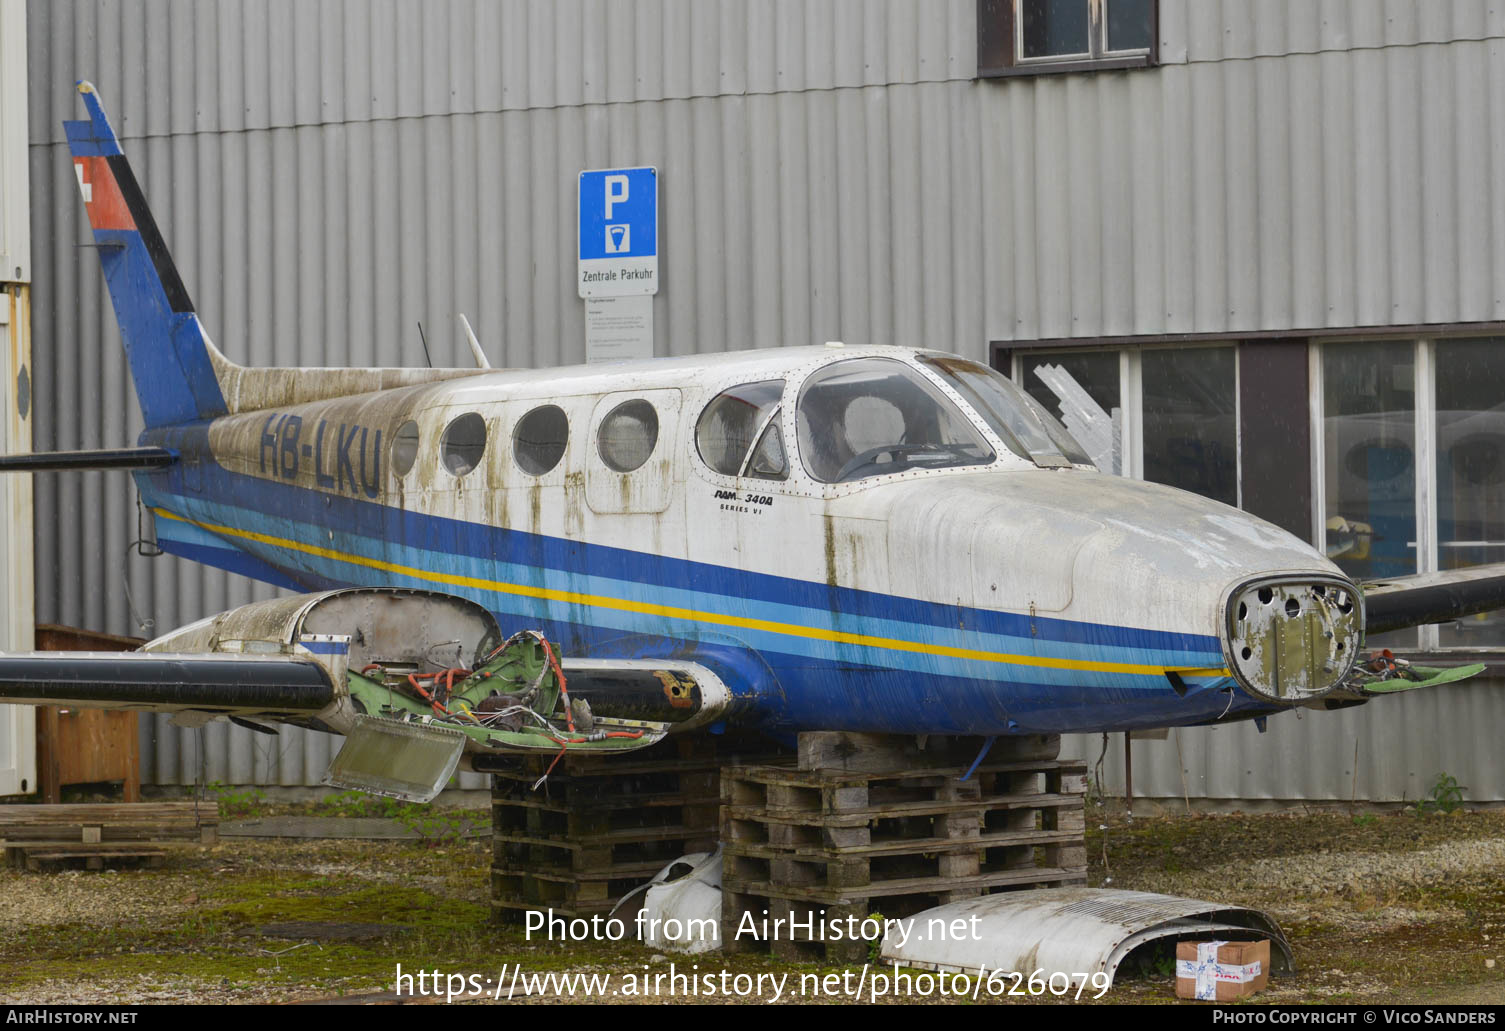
797;358;995;483
920;356;1096;470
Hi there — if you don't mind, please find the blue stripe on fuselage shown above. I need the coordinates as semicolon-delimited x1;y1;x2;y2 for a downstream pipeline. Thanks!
137;436;1247;734
137;429;1217;654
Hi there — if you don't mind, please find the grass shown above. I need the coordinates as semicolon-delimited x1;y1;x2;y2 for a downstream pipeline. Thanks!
2;805;1502;1004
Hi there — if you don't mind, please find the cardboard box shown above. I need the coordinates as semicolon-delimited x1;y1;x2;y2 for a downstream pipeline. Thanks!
1175;939;1270;1001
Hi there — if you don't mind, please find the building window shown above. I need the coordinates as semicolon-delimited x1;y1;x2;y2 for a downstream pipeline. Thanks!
1313;336;1505;652
1435;340;1505;648
978;0;1157;78
1141;349;1237;508
1016;344;1237;502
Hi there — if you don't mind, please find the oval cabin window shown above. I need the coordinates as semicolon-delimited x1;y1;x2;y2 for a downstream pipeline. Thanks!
597;400;659;473
513;405;569;475
440;412;488;477
391;420;420;477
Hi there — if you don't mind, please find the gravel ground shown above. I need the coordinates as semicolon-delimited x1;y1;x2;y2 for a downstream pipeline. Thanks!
2;807;1503;1005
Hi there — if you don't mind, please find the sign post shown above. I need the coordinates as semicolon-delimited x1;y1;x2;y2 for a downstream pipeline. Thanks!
579;167;658;364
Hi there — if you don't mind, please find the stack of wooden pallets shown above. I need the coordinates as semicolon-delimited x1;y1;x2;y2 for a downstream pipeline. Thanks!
486;735;792;922
720;733;1087;962
0;802;219;872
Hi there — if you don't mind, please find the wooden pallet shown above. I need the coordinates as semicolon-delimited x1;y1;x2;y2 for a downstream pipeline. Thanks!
12;844;167;873
0;801;219;874
487;735;792;921
720;740;1087;963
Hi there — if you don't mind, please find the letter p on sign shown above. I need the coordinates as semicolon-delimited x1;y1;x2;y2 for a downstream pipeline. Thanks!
605;175;629;220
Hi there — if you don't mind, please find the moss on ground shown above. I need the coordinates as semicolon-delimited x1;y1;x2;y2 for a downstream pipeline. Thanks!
3;807;1503;1003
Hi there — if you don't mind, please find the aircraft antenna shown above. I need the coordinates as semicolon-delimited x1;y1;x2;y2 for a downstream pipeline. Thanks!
459;314;492;369
417;321;433;368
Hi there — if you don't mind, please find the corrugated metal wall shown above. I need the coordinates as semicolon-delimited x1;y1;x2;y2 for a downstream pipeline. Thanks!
2;0;36;797
983;1;1505;341
24;0;1505;793
1064;678;1505;803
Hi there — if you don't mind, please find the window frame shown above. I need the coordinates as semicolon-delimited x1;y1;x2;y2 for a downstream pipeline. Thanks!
438;411;489;480
595;398;661;475
511;403;570;478
977;0;1159;79
1310;334;1505;654
1011;342;1241;506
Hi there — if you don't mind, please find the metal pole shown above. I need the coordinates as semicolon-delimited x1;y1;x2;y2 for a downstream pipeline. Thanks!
1123;731;1133;819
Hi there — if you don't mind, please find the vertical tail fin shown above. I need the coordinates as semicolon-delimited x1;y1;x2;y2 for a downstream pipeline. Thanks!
65;81;227;428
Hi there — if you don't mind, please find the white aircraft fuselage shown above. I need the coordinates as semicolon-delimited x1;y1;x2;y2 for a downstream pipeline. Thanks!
135;343;1361;737
56;80;1370;742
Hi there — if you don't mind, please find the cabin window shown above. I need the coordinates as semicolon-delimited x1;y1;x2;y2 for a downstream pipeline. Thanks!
745;412;789;481
513;404;569;475
695;380;785;477
796;358;994;484
597;399;659;473
440;412;488;477
391;420;420;477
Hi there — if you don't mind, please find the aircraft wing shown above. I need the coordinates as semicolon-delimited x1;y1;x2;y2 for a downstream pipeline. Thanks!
1362;563;1505;635
0;651;334;718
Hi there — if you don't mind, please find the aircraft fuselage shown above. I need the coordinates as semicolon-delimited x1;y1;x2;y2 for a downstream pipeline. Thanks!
131;345;1360;737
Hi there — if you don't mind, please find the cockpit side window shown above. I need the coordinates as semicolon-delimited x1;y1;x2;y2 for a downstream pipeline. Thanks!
796;358;995;484
695;380;785;476
744;411;788;481
920;356;1096;469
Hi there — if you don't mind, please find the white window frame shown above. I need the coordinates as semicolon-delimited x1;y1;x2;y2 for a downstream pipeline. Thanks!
1014;0;1154;67
1310;335;1505;654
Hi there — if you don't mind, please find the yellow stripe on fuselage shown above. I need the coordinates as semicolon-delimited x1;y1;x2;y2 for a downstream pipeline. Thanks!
153;507;1232;679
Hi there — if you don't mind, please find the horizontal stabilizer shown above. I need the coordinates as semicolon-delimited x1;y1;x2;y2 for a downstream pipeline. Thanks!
0;447;176;472
1363;563;1505;635
0;652;334;715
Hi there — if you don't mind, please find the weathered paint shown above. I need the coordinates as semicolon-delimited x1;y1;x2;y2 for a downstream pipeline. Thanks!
880;888;1293;982
132;342;1360;736
49;82;1376;743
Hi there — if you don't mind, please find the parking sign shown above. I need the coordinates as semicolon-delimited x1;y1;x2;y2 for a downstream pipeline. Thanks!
578;167;658;297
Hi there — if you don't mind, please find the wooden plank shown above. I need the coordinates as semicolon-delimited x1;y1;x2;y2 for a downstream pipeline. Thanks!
723;758;1087;788
723;826;1084;860
796;732;1060;772
725;791;1084;827
723;865;1089;904
0;802;215;823
490;791;719;813
492;822;713;850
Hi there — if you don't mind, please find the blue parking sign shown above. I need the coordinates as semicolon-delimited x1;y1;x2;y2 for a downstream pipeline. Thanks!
578;167;658;297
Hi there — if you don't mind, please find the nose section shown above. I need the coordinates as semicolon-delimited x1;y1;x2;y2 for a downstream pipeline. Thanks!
1224;575;1364;704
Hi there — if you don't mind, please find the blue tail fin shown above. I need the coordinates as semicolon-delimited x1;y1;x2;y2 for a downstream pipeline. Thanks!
65;81;227;428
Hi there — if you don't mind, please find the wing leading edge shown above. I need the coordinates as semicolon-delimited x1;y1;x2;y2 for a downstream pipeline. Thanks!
1362;563;1505;636
0;652;334;715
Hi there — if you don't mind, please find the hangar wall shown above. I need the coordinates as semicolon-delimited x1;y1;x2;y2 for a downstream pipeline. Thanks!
22;0;1505;798
1;0;35;797
981;1;1505;342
